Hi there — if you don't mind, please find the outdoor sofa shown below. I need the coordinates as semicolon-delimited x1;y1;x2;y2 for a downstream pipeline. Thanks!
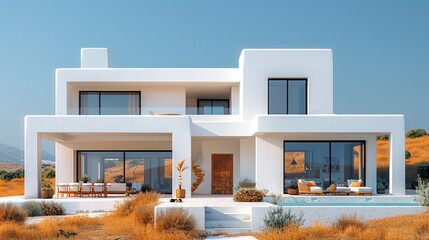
297;179;323;195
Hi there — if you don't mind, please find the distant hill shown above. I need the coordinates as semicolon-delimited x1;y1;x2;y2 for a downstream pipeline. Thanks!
377;135;429;188
0;143;54;163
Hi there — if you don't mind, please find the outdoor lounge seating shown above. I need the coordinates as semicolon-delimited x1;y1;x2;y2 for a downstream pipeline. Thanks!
297;179;323;195
346;179;373;195
327;184;352;195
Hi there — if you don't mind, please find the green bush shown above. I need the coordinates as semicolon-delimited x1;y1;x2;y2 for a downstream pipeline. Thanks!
405;150;411;159
377;135;390;140
415;176;429;207
41;201;65;216
21;201;44;217
0;169;25;181
406;129;427;139
235;178;256;190
377;176;389;194
0;203;28;223
42;169;55;178
262;207;304;230
233;188;265;202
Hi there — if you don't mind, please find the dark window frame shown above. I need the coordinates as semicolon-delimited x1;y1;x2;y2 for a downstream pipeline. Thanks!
268;79;308;114
283;140;366;194
79;91;141;115
197;99;230;115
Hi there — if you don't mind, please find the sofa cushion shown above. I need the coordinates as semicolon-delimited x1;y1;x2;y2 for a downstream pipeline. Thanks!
309;186;323;193
350;181;362;187
307;181;317;186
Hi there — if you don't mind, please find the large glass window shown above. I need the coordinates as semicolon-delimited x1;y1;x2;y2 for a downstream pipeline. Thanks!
197;99;229;115
77;151;172;194
80;91;140;115
268;79;307;114
284;141;365;192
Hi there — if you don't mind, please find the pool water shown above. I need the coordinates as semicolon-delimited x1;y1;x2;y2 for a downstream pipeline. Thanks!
279;202;420;207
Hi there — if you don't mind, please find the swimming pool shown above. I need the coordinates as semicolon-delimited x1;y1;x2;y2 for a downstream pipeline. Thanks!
279;202;420;207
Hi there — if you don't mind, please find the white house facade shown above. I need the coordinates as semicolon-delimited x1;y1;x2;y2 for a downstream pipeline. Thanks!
24;48;405;199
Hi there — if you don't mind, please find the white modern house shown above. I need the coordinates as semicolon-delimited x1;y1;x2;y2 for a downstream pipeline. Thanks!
24;48;405;199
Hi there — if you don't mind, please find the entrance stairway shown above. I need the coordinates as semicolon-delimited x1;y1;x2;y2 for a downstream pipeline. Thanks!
205;206;252;233
192;164;205;192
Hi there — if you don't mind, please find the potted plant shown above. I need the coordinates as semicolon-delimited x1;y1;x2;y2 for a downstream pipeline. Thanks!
41;179;54;198
82;176;90;183
175;159;188;198
286;180;299;195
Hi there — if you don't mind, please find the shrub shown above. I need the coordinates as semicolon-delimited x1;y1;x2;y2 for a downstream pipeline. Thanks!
235;178;256;190
133;205;155;225
155;208;196;232
406;129;427;139
0;203;27;223
140;185;153;193
377;176;389;194
405;150;411;159
377;135;390;140
262;207;304;230
233;188;265;202
415;176;429;206
21;201;44;217
40;201;65;216
42;169;55;178
334;213;366;230
114;192;160;216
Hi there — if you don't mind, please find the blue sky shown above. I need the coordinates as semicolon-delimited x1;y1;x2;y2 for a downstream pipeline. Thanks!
0;1;428;155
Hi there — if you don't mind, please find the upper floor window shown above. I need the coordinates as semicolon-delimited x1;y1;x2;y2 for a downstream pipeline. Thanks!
197;99;229;115
80;91;140;115
268;79;307;114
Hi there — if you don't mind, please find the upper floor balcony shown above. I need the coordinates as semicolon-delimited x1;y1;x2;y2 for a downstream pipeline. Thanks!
64;84;240;121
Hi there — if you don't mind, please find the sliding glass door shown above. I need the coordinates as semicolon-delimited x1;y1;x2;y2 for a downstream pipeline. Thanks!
77;151;172;194
284;141;365;192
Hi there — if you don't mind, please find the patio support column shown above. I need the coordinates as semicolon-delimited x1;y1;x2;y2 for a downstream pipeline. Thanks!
24;120;42;199
390;129;405;195
365;137;377;193
172;118;192;198
255;136;283;195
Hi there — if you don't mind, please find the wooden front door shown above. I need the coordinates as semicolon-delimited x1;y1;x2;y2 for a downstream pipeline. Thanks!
211;154;233;194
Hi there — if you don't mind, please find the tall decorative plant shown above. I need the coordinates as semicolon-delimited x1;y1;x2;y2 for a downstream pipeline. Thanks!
175;159;188;199
176;159;188;190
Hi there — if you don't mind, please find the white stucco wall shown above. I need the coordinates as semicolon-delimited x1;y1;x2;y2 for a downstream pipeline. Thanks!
239;138;256;181
239;49;333;121
55;143;75;183
141;87;186;115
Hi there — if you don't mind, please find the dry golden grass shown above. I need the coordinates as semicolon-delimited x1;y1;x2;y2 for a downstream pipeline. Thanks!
378;136;429;187
0;178;24;197
255;211;429;240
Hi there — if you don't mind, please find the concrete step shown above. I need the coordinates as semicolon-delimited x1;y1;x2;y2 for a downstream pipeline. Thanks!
205;219;252;229
205;227;253;234
205;212;251;221
205;206;252;215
